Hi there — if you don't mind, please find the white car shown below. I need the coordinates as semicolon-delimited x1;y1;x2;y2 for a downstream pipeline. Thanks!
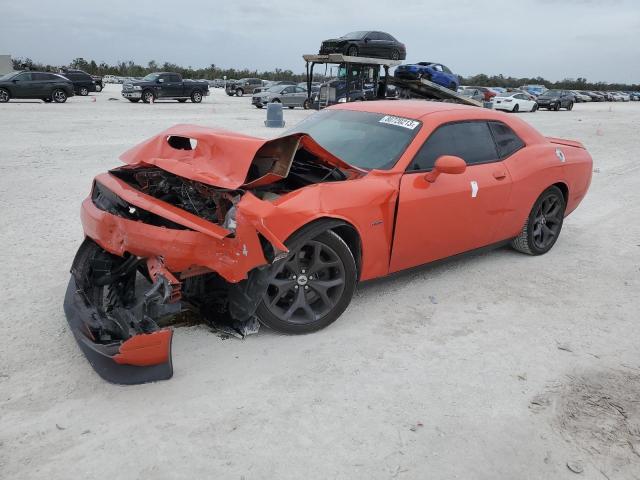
492;92;538;112
609;92;629;102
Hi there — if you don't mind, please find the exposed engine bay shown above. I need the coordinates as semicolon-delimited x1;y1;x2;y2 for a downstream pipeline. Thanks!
64;126;363;384
108;144;349;228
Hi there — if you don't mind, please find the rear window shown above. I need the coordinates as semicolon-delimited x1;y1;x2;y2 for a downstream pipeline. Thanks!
286;110;422;170
488;122;525;158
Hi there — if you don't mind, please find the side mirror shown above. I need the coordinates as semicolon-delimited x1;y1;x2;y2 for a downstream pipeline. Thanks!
424;155;466;183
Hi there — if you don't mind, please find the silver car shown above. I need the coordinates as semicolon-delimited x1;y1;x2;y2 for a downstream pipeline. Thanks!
252;85;310;109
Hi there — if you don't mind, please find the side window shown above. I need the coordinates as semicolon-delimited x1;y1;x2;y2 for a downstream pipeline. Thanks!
282;86;295;94
433;64;444;72
367;32;381;40
14;72;32;81
32;73;49;81
409;122;499;171
488;121;525;159
442;65;452;74
295;86;306;93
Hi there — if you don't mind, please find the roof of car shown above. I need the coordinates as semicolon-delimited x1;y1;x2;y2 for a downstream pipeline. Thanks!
331;100;487;120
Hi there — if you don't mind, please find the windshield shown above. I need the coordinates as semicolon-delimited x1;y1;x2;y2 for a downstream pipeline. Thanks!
497;92;514;97
142;73;159;81
0;72;19;81
541;89;561;96
341;31;367;39
285;110;421;170
462;89;478;96
267;85;284;93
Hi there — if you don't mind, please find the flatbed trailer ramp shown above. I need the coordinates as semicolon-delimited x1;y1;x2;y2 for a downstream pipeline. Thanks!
303;53;483;108
388;76;483;107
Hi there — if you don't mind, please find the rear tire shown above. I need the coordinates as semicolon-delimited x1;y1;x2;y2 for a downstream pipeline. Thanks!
190;90;203;103
347;45;358;57
511;186;565;255
256;230;357;334
235;88;244;97
513;103;519;113
531;103;538;112
52;89;68;103
0;88;10;103
303;99;310;110
391;49;400;60
449;82;457;91
566;101;573;111
95;84;103;92
79;86;89;96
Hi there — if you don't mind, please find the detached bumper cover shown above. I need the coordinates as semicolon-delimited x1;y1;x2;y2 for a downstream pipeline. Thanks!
63;277;173;384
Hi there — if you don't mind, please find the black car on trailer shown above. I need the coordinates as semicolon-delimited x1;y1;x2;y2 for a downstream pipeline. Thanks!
319;31;406;60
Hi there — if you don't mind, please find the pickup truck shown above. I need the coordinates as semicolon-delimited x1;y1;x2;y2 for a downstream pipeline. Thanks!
121;72;209;103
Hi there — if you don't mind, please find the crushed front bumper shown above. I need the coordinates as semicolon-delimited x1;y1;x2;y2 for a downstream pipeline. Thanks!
64;276;174;384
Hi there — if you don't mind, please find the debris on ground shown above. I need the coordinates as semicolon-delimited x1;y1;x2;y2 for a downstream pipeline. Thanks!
567;460;584;474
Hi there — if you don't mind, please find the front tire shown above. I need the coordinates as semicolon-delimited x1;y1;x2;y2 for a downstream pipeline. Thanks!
256;230;357;334
95;84;103;92
0;88;10;103
511;186;566;255
512;103;519;113
303;99;310;110
52;89;67;103
347;45;358;57
390;49;400;60
566;101;573;111
191;90;203;103
531;103;538;112
142;90;155;103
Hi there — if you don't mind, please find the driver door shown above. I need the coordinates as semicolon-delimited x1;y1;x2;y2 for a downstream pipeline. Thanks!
280;86;296;106
12;72;35;98
389;121;513;273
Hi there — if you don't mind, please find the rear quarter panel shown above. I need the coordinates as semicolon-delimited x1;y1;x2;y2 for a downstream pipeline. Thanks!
501;143;592;238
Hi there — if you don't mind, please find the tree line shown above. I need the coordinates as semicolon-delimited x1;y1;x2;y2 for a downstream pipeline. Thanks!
11;57;639;91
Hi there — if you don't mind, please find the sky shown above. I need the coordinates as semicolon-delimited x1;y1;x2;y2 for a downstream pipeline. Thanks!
1;0;639;83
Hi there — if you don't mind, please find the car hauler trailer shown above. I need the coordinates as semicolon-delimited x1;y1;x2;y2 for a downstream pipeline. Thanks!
303;53;483;108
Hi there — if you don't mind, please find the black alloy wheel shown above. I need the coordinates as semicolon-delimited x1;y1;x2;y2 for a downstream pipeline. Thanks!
511;186;566;255
257;230;356;334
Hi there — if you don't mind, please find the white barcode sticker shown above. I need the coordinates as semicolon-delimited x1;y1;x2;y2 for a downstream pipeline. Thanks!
379;115;420;130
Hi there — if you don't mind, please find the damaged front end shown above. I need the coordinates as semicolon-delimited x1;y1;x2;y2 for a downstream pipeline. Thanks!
64;124;361;384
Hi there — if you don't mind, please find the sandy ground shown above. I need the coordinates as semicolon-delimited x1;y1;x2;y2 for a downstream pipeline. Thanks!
1;85;639;480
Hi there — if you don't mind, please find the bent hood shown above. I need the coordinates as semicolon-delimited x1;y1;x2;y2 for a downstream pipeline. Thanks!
119;124;360;190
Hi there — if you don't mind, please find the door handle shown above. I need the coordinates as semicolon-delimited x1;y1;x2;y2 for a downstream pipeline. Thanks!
493;170;507;180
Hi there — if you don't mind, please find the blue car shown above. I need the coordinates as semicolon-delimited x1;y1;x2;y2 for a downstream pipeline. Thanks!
394;62;459;90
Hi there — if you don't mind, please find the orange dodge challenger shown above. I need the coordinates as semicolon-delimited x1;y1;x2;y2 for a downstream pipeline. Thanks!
64;101;592;383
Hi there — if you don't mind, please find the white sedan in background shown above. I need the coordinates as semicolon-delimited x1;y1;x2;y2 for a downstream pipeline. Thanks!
492;92;538;112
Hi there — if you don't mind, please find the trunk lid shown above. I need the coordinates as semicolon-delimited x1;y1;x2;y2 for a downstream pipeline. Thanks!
546;136;585;149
